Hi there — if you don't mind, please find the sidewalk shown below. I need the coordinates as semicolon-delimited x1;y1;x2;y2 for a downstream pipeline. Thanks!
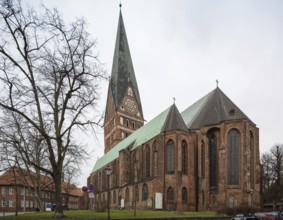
0;212;34;217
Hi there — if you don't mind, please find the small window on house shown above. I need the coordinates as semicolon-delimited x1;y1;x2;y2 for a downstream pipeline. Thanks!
120;116;124;125
2;186;6;196
132;122;135;129
9;200;14;207
9;187;13;195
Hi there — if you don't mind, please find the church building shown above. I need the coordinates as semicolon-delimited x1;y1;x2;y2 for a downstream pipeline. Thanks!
88;8;261;211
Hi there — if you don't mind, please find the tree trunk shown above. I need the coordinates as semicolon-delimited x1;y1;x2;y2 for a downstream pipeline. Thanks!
53;171;64;218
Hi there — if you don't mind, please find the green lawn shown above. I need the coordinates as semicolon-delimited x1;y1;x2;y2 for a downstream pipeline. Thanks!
0;210;219;220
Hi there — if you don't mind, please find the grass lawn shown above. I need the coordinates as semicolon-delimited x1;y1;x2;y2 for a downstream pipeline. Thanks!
0;209;219;220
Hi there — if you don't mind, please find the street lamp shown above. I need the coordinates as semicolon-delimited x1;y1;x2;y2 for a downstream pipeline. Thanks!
250;189;254;213
105;166;112;220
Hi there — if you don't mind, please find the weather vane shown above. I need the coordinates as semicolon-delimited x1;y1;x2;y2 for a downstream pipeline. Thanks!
216;79;219;88
173;97;176;104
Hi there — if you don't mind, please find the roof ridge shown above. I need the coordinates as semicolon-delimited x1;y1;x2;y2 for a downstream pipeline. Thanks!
91;106;171;173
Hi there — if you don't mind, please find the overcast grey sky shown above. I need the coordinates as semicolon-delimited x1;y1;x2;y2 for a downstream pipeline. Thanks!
30;0;283;186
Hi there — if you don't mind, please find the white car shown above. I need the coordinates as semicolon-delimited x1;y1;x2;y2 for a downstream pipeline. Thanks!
232;213;259;220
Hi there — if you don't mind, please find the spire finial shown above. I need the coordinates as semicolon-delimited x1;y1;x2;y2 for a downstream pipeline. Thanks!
216;79;219;88
173;97;176;104
119;1;122;8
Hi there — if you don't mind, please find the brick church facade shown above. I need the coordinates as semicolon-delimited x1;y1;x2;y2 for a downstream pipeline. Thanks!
88;8;261;211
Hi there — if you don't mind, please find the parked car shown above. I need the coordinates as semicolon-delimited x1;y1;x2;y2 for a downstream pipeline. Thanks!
232;213;260;220
268;211;282;220
254;212;275;220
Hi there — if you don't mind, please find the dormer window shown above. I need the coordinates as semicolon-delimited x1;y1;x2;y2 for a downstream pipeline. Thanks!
229;109;235;116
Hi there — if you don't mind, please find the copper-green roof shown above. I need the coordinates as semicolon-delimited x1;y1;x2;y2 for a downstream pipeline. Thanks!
91;104;189;173
91;106;171;173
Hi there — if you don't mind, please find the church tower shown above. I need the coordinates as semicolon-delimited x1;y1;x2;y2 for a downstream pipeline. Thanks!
104;8;144;153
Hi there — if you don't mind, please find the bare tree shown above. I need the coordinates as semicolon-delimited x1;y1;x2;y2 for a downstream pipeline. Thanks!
261;144;283;210
62;166;80;209
0;0;105;217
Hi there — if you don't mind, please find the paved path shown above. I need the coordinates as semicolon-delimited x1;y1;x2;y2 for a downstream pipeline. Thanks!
0;212;34;217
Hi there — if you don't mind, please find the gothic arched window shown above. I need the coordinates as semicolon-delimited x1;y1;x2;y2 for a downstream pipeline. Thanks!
125;188;129;203
201;140;205;177
142;183;148;201
135;185;139;201
250;131;254;188
167;140;175;174
146;145;150;178
182;187;187;204
130;152;136;183
167;187;174;204
209;134;217;191
182;140;188;175
227;129;240;185
113;191;116;204
153;141;158;176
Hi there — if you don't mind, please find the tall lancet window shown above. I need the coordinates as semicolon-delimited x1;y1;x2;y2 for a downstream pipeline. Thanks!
181;140;188;175
201;140;205;177
250;131;254;189
167;140;175;174
145;145;150;178
153;141;158;176
209;134;217;191
227;129;240;185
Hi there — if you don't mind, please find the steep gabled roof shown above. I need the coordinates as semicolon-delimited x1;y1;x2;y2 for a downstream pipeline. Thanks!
181;87;251;129
92;104;188;173
0;168;83;197
162;104;188;132
110;10;143;116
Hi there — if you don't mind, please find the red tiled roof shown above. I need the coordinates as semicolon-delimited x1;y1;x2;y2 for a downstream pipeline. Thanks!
0;168;83;197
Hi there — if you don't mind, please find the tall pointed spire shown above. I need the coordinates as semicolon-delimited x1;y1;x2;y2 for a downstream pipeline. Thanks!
110;9;143;117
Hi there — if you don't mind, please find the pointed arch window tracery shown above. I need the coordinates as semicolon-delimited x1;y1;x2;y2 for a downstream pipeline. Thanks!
228;129;240;185
250;131;254;188
182;187;187;204
153;141;158;176
142;183;148;201
145;145;151;178
167;187;174;204
208;133;217;191
182;140;188;175
167;140;175;174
